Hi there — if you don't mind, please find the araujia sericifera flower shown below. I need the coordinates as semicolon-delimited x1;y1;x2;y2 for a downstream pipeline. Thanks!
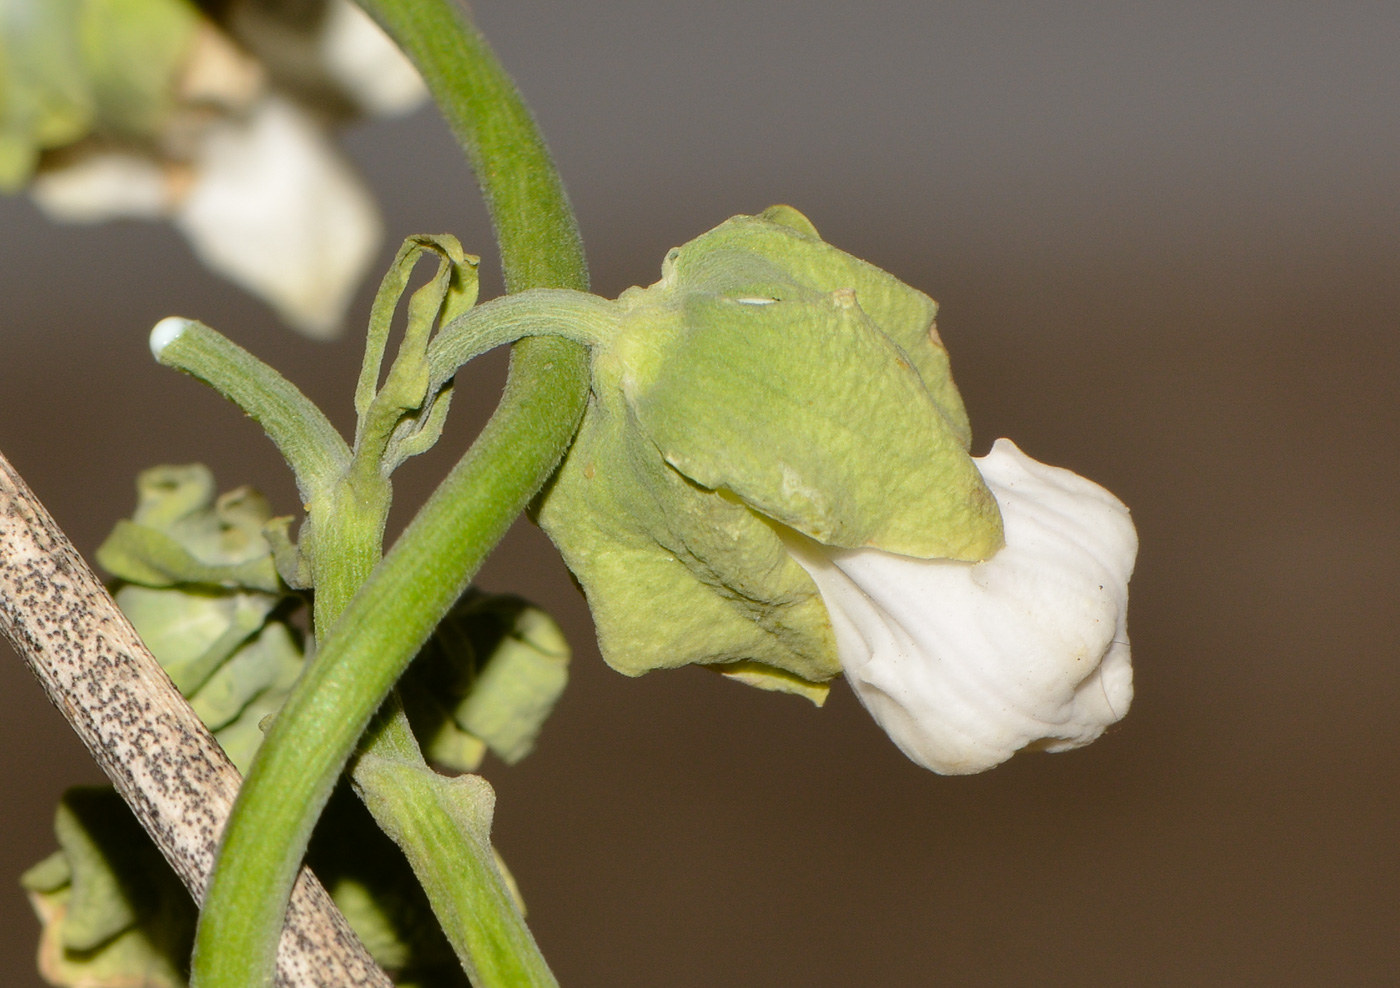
533;206;1136;771
8;0;425;337
787;439;1137;774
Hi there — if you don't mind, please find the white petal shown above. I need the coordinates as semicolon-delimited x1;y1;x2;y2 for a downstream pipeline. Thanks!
788;438;1137;774
173;95;382;338
31;152;176;222
317;0;428;117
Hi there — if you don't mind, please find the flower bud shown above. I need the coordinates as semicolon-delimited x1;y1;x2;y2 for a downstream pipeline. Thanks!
787;439;1137;773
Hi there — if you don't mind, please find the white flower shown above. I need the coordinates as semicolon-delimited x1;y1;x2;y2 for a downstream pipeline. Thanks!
31;97;381;338
174;95;381;339
317;0;427;116
30;152;175;222
786;438;1137;774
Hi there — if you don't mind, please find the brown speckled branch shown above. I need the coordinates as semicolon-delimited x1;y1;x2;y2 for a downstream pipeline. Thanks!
0;449;392;988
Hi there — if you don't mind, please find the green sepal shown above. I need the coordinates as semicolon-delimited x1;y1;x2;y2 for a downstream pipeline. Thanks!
536;387;839;695
536;206;1002;694
710;661;830;706
665;205;975;447
618;286;1000;558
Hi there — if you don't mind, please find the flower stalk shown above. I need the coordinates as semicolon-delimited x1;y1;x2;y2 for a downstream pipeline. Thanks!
188;0;590;984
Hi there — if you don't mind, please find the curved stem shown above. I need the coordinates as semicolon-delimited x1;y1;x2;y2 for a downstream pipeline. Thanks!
190;1;591;985
355;0;588;295
153;320;350;502
426;288;617;393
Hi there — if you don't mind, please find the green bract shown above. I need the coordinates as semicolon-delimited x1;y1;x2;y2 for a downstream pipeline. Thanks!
537;206;1003;701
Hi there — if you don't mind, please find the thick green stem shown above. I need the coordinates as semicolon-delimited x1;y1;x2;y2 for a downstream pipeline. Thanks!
193;347;585;988
305;478;391;639
190;1;590;985
354;0;588;294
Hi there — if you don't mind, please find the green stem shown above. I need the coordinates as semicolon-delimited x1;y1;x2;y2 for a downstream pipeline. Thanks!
352;704;557;988
194;347;585;988
426;288;617;394
153;320;350;502
190;1;591;985
355;0;588;295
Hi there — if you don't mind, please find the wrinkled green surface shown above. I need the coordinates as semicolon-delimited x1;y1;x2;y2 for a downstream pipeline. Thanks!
97;464;303;774
92;463;565;981
539;392;839;691
404;591;571;771
537;206;1003;696
22;788;194;988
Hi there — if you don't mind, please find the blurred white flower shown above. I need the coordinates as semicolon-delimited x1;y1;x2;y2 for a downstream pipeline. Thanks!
174;95;380;338
16;0;427;337
30;152;174;222
787;438;1137;774
317;0;427;116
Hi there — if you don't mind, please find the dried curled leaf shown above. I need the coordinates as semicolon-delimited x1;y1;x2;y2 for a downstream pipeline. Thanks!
22;788;195;988
402;591;570;773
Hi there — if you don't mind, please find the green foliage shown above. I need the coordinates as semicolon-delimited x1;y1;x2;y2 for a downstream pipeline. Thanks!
21;786;479;988
0;0;198;189
96;464;303;775
32;464;565;985
404;591;570;772
22;788;195;988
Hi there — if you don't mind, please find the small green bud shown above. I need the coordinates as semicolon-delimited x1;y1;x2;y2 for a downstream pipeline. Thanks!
537;207;1003;699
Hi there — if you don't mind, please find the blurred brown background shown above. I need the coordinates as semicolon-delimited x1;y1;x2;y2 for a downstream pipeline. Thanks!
3;1;1399;984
